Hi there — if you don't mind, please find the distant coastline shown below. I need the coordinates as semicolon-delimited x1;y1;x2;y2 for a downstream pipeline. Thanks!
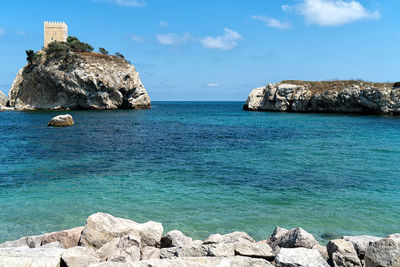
244;80;400;116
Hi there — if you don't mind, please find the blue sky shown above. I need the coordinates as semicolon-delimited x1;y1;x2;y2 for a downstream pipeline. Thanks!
0;0;398;101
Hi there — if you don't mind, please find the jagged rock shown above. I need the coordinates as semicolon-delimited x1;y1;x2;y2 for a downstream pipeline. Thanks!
203;243;235;257
48;114;74;127
161;230;194;248
79;212;163;249
140;246;160;260
275;247;330;267
342;236;382;259
276;227;320;250
9;53;150;110
203;231;255;244
176;244;207;257
267;226;289;251
61;246;100;267
88;256;274;267
0;226;84;249
364;237;400;267
387;234;400;239
244;81;400;115
327;239;362;267
160;247;179;259
234;242;274;260
94;233;141;262
40;242;65;249
0;90;7;106
0;247;64;267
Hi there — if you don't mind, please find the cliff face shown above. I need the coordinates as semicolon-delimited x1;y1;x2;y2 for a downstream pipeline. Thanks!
9;53;150;110
244;81;400;115
0;91;7;107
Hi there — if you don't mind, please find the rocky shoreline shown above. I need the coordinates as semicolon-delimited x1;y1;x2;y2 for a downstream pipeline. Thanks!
244;80;400;115
0;212;398;266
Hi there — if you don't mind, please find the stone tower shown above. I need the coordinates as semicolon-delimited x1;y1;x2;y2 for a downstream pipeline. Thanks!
44;21;68;47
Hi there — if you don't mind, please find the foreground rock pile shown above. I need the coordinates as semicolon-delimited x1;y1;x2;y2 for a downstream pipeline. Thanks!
0;212;399;267
244;80;400;115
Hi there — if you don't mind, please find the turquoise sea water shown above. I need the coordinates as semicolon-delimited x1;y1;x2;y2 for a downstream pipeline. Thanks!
0;102;399;243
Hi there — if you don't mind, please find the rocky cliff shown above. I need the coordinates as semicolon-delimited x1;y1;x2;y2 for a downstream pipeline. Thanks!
244;80;400;115
0;90;7;107
8;52;150;110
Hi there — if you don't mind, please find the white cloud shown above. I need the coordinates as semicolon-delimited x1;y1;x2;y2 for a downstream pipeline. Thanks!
206;83;219;87
16;30;26;36
251;15;291;29
159;21;168;27
156;33;191;45
93;0;146;7
296;0;380;26
0;28;5;36
200;28;242;51
281;4;292;12
130;35;145;43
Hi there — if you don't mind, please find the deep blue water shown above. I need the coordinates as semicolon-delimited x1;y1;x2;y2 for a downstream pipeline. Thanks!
0;102;399;243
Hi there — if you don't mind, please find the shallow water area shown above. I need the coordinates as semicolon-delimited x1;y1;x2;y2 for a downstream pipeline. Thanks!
0;102;399;243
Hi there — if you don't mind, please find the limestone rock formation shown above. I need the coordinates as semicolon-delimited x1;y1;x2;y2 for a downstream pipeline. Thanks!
48;114;75;127
364;237;400;267
0;90;7;106
160;230;195;248
275;247;330;267
342;235;381;260
203;231;255;244
79;212;163;250
88;256;274;267
0;226;84;249
8;52;150;110
244;80;400;115
0;247;64;267
327;239;362;267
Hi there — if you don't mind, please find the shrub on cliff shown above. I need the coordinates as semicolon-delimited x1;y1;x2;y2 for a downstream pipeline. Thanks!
99;47;109;55
67;36;94;53
25;50;42;64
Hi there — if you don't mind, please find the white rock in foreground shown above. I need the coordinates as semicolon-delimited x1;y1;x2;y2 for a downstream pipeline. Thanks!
48;114;74;127
0;247;64;267
364;237;400;267
275;247;330;267
79;212;163;249
88;256;274;267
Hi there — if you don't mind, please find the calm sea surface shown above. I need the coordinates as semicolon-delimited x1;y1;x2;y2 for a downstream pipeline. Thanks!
0;102;399;243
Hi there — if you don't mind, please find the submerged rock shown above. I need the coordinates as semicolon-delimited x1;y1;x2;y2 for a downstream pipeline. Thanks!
48;114;74;127
9;52;150;110
244;80;400;115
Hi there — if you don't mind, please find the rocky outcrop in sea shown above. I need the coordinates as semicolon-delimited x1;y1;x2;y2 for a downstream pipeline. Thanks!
8;52;150;110
244;80;400;115
0;212;398;266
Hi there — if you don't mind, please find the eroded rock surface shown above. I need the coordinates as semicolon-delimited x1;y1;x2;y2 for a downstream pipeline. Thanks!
327;239;362;267
48;114;74;127
244;81;400;115
9;53;150;110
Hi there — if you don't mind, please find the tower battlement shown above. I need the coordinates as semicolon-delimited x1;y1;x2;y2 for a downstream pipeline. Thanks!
44;21;68;47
